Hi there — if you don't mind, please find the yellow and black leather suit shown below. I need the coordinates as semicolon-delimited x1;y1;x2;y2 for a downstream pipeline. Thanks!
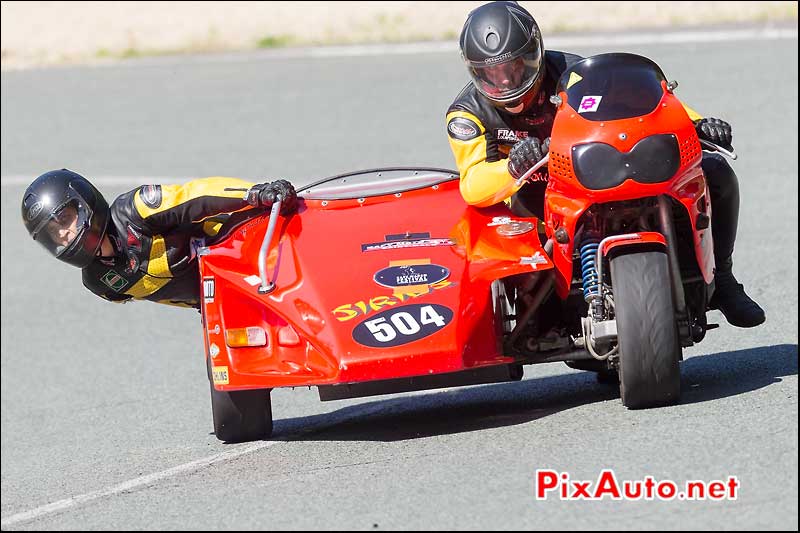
82;177;258;308
446;50;703;209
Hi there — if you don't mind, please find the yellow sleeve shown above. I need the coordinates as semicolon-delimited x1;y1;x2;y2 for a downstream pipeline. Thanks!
132;176;256;233
446;111;521;208
681;102;703;122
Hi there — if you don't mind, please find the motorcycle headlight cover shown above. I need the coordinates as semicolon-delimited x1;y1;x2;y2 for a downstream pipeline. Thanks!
572;134;681;190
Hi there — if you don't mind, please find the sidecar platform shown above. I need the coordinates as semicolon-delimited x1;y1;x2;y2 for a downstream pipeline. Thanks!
199;167;555;392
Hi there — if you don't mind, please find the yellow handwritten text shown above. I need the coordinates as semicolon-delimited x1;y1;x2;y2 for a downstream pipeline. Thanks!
332;280;455;322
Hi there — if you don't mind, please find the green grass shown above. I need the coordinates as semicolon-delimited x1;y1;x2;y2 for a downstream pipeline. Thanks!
61;3;800;69
256;34;294;48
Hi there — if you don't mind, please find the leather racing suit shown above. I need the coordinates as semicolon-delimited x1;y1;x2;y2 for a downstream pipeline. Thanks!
445;50;711;214
82;177;259;308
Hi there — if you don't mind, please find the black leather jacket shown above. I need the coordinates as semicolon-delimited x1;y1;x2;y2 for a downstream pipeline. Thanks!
82;177;258;308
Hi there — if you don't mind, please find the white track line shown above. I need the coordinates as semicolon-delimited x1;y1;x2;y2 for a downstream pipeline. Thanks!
0;440;279;528
134;27;800;64
1;398;396;527
305;27;798;58
545;26;797;47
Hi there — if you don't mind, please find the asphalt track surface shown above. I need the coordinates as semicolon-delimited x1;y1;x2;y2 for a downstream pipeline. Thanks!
1;28;798;530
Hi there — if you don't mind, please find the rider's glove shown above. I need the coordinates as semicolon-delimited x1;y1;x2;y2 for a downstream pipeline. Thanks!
246;179;299;216
695;118;732;148
508;137;550;180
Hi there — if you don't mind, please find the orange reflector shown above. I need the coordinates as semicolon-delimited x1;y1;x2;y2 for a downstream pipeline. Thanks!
225;327;267;347
278;326;301;347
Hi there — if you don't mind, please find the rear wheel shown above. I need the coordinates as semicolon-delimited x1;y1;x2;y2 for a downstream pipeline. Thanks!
610;251;681;408
207;358;273;442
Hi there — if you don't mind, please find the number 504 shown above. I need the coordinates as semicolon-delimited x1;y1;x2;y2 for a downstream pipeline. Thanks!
352;303;454;348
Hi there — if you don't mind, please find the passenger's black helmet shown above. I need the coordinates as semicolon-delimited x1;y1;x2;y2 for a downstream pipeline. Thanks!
459;1;545;114
22;169;109;268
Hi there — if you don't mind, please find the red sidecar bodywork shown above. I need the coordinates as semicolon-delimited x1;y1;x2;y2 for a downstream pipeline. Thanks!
198;169;553;394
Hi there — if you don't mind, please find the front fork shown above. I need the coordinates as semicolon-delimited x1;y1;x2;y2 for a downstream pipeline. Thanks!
656;195;692;344
577;195;694;360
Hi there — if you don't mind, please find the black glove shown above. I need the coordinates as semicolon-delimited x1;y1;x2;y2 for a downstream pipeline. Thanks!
246;179;298;216
695;118;733;148
508;137;550;180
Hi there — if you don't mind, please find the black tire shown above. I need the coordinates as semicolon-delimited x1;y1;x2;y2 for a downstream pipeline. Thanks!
610;251;681;408
207;358;273;442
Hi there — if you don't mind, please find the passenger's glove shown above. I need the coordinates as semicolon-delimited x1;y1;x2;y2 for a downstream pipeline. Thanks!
695;118;733;148
508;136;550;180
246;179;298;216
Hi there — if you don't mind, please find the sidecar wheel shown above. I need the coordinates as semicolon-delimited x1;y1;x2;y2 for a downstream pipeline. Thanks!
610;251;681;409
207;358;273;442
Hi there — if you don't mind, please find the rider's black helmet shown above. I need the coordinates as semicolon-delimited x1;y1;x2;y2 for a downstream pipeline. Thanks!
459;1;545;114
21;169;110;268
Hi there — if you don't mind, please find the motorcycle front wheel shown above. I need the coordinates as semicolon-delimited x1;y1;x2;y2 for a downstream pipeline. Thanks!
610;251;681;408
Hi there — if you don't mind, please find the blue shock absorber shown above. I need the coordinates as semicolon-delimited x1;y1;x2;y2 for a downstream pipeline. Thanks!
580;236;601;302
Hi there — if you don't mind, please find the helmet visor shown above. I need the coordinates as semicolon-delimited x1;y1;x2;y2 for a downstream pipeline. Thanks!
468;47;542;102
31;194;93;258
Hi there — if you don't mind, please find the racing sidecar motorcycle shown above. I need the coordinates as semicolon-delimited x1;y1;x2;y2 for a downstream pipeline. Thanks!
198;53;738;442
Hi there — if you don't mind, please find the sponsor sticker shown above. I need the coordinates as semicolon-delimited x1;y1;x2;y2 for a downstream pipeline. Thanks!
488;216;513;227
485;52;512;64
496;129;529;142
140;185;162;209
124;251;140;275
520;251;551;270
243;275;262;286
101;270;128;291
447;117;480;141
566;72;583;89
578;95;603;113
126;224;142;251
332;280;455;323
27;201;43;221
361;238;455;252
352;303;454;348
374;260;449;290
209;343;220;358
203;277;215;303
212;365;229;385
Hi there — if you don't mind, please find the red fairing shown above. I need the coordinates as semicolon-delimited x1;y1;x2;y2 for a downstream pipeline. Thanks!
545;84;714;299
200;178;553;391
601;232;666;254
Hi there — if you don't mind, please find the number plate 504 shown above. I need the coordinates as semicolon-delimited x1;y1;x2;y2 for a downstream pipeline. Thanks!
351;303;454;348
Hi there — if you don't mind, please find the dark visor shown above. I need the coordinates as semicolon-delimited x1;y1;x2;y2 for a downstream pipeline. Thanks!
31;192;93;258
468;47;542;102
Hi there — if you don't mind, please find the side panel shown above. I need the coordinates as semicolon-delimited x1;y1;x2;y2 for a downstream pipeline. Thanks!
200;178;554;391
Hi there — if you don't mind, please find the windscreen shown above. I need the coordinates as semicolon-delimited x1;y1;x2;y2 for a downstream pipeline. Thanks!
298;168;458;200
556;53;668;121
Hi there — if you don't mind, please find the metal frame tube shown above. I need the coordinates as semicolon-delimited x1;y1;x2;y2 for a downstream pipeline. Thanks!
258;197;283;294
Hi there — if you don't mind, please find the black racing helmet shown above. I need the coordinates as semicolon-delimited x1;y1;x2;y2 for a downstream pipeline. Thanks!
22;169;109;268
459;1;545;113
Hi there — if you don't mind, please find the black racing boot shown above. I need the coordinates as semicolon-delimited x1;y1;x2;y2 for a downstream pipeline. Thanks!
702;153;765;328
708;262;765;328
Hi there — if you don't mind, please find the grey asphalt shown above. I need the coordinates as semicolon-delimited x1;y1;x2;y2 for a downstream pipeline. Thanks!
1;31;798;530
